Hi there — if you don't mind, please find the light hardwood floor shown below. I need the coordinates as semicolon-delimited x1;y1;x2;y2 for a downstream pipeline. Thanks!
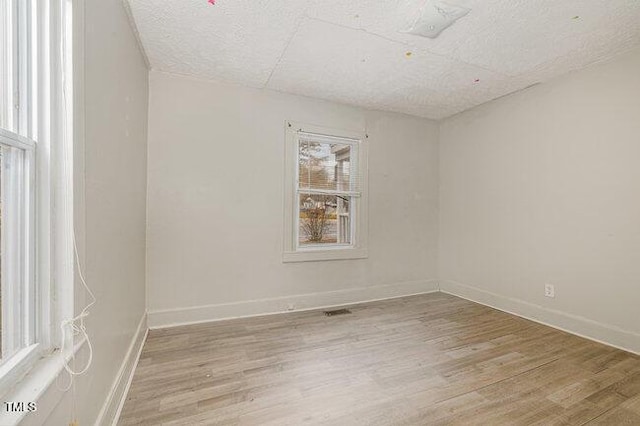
119;293;640;425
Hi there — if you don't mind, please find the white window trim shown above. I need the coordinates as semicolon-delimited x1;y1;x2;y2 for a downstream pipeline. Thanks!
0;164;39;384
283;121;369;263
0;0;40;395
0;129;36;366
0;0;75;413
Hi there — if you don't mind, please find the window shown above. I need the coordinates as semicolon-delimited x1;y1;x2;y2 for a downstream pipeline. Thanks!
284;122;368;262
0;0;37;366
0;135;36;363
0;0;73;398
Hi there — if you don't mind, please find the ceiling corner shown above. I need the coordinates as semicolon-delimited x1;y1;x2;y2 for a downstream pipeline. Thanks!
122;0;152;69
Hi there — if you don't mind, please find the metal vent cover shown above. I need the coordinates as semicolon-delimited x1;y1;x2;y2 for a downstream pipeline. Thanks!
323;308;352;316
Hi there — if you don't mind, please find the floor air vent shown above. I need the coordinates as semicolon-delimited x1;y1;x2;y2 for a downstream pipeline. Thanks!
323;308;352;316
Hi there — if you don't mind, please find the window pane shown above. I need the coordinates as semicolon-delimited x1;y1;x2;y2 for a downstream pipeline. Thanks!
0;143;27;361
0;146;3;357
298;193;351;246
298;141;352;191
0;0;13;132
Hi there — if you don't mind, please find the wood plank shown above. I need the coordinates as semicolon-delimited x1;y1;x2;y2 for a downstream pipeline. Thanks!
119;293;640;425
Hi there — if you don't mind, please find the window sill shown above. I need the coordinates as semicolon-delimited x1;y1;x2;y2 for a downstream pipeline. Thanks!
0;344;42;397
283;248;368;263
0;339;87;425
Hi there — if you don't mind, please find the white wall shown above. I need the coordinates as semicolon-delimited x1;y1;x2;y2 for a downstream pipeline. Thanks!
146;71;439;325
39;0;149;424
439;49;640;353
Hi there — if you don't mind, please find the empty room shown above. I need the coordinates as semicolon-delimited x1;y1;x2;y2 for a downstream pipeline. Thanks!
1;0;640;425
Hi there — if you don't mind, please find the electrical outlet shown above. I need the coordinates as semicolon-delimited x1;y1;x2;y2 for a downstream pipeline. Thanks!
287;303;295;311
544;283;555;298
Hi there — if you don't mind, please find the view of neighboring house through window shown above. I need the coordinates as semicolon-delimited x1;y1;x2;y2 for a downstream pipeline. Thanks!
297;136;358;247
284;124;368;262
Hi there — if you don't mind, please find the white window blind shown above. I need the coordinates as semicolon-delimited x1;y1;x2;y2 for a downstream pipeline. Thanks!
284;122;368;262
295;131;362;248
297;131;362;196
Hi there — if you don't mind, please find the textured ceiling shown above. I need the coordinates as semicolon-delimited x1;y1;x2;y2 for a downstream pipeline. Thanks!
127;0;640;119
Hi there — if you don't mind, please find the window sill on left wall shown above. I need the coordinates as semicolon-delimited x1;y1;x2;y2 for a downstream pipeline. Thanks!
0;339;87;426
283;247;368;263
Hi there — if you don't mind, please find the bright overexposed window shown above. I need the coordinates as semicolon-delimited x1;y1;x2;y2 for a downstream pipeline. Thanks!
0;141;36;362
0;0;36;366
284;123;368;262
0;0;73;404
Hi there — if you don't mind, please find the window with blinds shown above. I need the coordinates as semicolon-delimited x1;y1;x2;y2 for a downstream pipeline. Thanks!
296;132;361;248
284;122;368;262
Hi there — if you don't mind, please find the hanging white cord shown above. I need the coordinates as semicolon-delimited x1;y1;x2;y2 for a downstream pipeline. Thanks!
59;232;96;378
56;0;97;388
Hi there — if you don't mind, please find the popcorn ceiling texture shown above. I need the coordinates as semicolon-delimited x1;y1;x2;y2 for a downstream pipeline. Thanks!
127;0;640;119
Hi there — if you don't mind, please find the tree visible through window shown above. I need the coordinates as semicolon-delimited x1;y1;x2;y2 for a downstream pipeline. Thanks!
297;138;355;247
284;124;368;262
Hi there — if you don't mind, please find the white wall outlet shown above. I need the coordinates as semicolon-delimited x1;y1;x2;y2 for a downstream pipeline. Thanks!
544;283;555;298
287;303;295;311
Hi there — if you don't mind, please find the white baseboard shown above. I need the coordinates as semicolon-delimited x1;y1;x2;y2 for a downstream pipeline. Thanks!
148;279;439;329
440;279;640;355
95;312;148;426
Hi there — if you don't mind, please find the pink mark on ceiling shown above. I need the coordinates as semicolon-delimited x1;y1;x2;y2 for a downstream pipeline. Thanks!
208;0;215;4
